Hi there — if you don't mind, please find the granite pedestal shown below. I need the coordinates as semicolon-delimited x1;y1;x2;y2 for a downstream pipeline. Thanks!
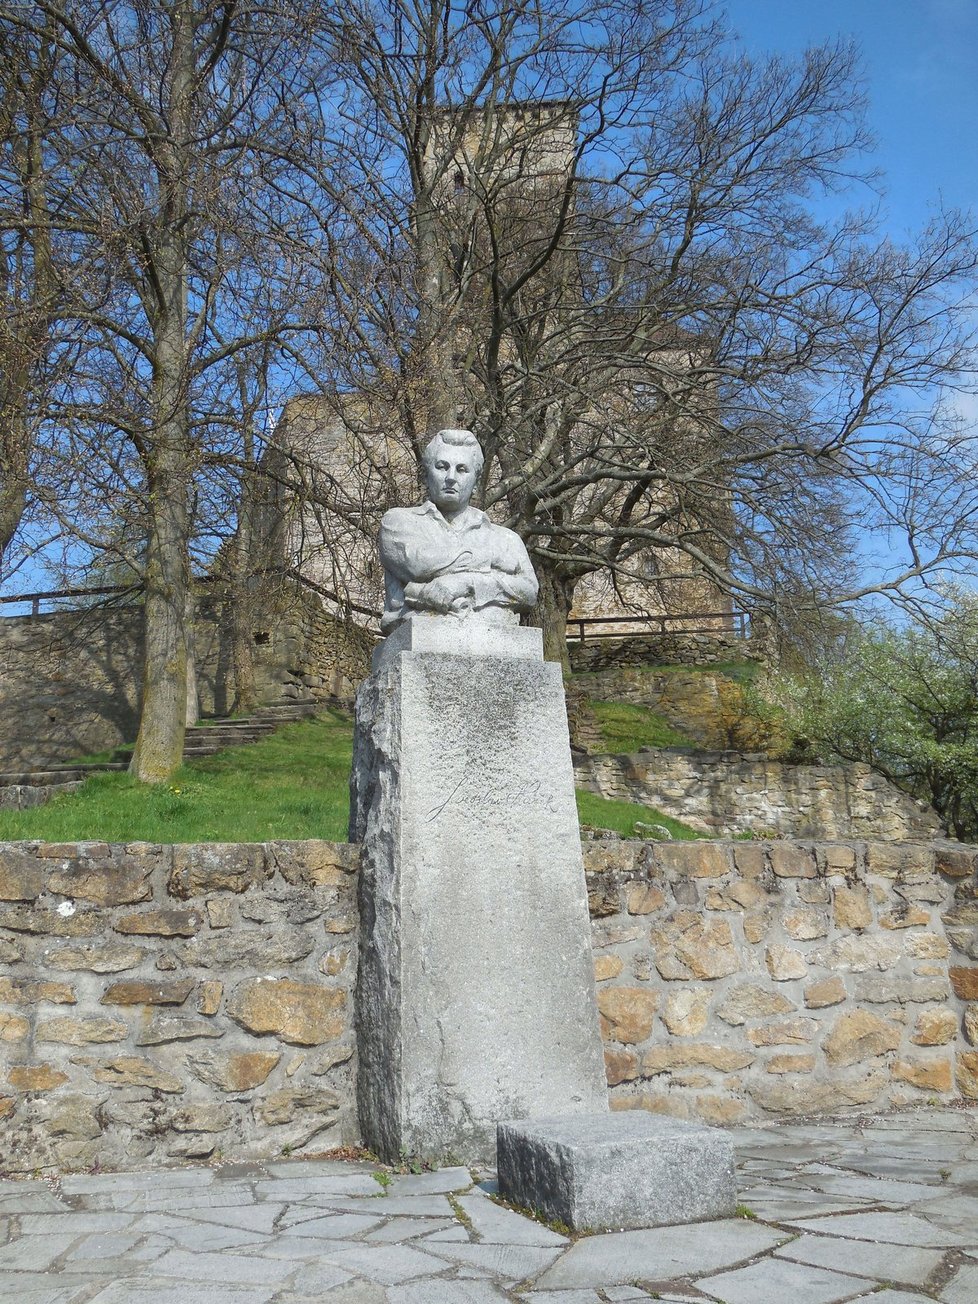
497;1113;738;1231
351;615;608;1163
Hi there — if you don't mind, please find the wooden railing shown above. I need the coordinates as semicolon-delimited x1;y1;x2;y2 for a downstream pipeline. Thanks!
1;582;748;644
566;610;748;642
0;584;142;618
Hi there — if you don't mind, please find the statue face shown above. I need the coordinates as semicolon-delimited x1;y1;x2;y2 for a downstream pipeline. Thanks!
425;445;478;515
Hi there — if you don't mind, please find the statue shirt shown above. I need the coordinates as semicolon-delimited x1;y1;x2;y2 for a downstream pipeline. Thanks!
378;501;538;632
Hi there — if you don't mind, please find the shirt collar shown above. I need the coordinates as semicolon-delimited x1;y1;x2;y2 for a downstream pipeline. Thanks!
419;501;485;530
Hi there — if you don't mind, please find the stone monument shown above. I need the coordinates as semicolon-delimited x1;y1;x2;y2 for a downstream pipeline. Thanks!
351;429;608;1162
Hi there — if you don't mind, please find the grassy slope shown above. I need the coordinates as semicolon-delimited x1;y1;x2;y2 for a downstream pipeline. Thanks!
0;707;703;844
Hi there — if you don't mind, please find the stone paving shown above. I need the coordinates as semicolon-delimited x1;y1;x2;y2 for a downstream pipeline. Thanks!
1;1106;976;1303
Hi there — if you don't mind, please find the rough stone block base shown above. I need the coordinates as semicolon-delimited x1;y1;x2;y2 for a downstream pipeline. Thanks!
352;619;607;1164
496;1113;737;1231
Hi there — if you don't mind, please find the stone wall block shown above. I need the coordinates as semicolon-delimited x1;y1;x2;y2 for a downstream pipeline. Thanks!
168;843;271;898
188;1049;281;1091
747;1019;817;1046
0;904;100;936
0;977;76;1004
100;979;195;1006
48;857;153;907
833;887;873;930
135;1015;225;1046
963;1005;978;1045
114;909;202;937
956;1051;978;1097
270;840;359;887
36;1017;128;1045
0;848;49;901
949;967;978;1000
891;1057;953;1092
226;977;345;1046
87;1057;185;1092
768;845;816;879
0;1011;29;1041
934;844;977;878
7;1064;70;1091
715;984;795;1025
44;944;145;972
824;1010;902;1066
655;842;731;879
765;945;808;981
804;977;847;1008
597;986;659;1044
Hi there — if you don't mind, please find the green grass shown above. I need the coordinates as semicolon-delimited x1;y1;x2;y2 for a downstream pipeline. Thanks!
0;705;704;845
0;711;354;844
575;789;703;840
589;700;691;752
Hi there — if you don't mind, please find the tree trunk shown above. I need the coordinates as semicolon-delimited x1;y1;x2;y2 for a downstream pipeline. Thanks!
129;439;191;781
531;562;575;675
0;437;28;571
129;0;193;783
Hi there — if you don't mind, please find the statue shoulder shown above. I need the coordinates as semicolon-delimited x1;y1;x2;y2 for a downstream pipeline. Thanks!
380;504;426;532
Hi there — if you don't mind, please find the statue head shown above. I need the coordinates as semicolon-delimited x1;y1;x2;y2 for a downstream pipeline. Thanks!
422;428;484;518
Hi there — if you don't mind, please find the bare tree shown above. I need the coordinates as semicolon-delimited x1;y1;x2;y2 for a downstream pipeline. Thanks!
300;0;978;666
3;0;339;777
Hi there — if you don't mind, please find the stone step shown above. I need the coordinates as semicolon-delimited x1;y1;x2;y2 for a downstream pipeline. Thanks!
3;701;325;796
0;763;127;786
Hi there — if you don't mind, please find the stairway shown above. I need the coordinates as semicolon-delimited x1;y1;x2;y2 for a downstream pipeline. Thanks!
0;701;322;804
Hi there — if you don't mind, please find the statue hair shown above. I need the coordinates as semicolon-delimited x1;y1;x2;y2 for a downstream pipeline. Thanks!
422;428;484;477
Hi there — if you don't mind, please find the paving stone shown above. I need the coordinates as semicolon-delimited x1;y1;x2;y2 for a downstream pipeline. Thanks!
385;1282;512;1302
0;1233;79;1270
422;1239;565;1280
326;1242;449;1285
532;1220;785;1290
386;1167;473;1195
421;1225;471;1242
796;1173;948;1203
916;1193;978;1233
0;1191;67;1214
774;1234;944;1286
333;1196;457;1217
279;1212;385;1239
137;1220;267;1253
737;1191;876;1220
456;1193;568;1245
283;1261;355;1294
522;1291;606;1303
60;1168;217;1194
253;1175;380;1199
697;1258;881;1304
785;1211;974;1247
87;1285;278;1304
138;1248;295;1285
0;1276;112;1304
164;1203;283;1233
851;1294;948;1304
17;1211;134;1236
364;1217;454;1242
940;1263;978;1304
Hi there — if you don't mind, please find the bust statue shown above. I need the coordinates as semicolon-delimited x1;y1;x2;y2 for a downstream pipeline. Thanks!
378;429;539;633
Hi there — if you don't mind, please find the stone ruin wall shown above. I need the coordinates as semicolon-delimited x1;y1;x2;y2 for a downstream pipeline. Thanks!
0;593;372;771
1;835;977;1173
575;751;942;841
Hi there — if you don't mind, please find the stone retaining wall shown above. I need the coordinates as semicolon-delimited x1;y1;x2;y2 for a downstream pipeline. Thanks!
0;840;359;1173
585;837;978;1123
575;750;941;840
2;836;977;1172
0;591;372;769
569;630;756;672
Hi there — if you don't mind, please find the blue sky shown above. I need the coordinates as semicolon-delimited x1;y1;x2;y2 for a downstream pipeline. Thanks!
725;0;977;235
